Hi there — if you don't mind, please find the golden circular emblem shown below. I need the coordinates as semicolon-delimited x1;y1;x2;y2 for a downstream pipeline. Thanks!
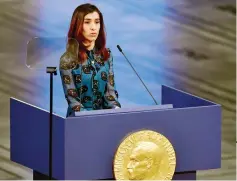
113;130;176;180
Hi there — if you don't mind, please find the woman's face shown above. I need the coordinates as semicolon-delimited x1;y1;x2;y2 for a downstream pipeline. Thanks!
82;11;101;43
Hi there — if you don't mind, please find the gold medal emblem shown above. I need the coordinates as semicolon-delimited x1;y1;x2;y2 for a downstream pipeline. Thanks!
113;130;176;180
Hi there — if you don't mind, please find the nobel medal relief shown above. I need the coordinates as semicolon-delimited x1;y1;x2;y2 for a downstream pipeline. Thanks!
113;130;176;180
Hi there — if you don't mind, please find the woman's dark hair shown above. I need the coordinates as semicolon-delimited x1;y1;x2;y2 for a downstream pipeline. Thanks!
67;3;109;63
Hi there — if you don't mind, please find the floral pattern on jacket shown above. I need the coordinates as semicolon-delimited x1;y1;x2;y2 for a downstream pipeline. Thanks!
59;48;121;117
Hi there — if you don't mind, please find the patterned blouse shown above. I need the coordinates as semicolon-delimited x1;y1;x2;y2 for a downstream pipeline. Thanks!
59;47;121;117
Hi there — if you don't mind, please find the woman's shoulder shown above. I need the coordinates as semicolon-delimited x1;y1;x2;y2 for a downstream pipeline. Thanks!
106;47;111;53
59;51;78;70
105;47;113;61
107;47;113;55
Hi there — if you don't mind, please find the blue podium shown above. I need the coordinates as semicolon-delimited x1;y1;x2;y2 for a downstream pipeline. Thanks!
10;85;221;180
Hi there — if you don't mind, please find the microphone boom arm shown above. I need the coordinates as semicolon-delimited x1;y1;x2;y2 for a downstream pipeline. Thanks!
116;45;158;105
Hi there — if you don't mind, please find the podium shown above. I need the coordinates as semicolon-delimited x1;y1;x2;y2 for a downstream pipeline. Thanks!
10;85;221;180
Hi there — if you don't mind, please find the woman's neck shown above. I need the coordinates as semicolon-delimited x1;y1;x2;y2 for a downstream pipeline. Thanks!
83;40;95;51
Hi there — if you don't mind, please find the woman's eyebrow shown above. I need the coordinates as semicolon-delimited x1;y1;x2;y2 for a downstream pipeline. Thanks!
84;18;100;21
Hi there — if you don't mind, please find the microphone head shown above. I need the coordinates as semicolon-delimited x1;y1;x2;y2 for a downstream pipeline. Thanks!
117;45;123;52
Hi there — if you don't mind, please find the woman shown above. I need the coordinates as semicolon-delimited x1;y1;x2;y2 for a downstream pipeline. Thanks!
59;3;121;117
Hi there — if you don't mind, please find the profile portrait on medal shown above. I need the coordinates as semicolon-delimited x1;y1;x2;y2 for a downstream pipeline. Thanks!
113;130;176;180
127;141;164;180
59;3;121;117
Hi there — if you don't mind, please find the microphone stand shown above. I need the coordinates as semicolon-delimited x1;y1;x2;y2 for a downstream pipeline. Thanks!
46;66;57;180
116;45;158;105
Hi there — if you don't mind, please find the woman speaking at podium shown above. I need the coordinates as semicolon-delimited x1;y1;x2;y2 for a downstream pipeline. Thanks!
59;3;121;117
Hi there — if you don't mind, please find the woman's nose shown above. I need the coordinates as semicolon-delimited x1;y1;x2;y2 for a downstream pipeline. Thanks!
90;23;96;30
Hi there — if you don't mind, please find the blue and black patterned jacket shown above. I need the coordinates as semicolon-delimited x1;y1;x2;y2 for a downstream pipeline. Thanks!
59;47;121;117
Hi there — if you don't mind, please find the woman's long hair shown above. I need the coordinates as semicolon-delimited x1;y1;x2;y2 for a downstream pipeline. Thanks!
67;3;109;63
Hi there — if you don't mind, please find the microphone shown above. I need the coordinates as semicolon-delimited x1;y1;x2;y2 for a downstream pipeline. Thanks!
116;45;158;105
